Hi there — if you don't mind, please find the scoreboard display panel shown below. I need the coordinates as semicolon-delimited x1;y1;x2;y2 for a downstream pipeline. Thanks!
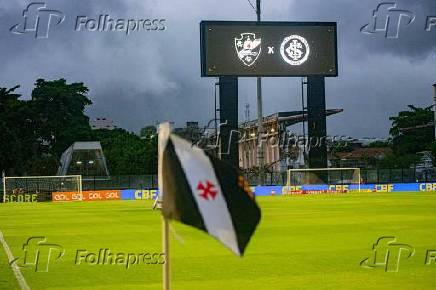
200;21;338;77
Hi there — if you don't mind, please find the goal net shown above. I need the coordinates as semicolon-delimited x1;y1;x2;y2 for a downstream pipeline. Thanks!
2;175;82;203
285;168;361;194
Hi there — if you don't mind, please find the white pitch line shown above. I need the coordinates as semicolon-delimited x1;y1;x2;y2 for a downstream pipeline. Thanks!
0;230;30;290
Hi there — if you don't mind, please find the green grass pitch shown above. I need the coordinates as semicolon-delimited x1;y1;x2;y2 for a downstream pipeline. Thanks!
1;192;436;289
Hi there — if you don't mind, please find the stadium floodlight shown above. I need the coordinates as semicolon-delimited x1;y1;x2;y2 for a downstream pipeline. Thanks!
2;175;82;203
285;168;361;194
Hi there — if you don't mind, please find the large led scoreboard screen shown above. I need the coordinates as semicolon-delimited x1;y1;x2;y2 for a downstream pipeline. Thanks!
200;21;338;77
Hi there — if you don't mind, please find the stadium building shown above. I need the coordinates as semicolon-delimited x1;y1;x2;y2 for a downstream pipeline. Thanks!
57;141;110;177
238;110;343;172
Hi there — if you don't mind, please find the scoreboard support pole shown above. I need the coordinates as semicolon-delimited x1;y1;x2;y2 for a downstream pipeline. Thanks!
216;75;329;172
218;76;239;168
307;76;328;169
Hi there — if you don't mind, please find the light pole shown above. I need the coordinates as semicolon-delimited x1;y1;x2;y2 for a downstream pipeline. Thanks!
255;0;265;185
433;83;436;140
214;81;220;138
301;77;307;165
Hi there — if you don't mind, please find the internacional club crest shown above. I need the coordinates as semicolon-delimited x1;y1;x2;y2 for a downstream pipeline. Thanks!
234;33;262;66
280;35;310;66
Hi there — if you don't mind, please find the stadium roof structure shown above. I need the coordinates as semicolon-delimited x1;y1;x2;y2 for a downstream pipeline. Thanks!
57;141;110;177
240;109;343;129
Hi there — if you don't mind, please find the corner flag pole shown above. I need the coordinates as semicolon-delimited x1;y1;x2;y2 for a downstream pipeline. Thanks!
162;215;170;290
158;122;171;290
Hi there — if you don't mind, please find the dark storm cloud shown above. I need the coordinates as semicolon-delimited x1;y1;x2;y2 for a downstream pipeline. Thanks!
0;0;435;138
285;0;436;60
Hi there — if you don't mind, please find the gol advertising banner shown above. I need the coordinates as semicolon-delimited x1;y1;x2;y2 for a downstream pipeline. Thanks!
52;190;121;202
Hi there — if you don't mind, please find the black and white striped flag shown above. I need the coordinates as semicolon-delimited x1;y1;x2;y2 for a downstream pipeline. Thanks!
161;134;261;256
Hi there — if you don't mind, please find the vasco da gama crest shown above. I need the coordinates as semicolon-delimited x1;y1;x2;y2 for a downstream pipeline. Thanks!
234;33;261;66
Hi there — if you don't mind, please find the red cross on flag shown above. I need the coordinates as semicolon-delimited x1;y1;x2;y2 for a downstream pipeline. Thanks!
197;180;218;200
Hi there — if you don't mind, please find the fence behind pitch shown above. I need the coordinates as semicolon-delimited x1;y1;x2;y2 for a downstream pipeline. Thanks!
2;175;82;203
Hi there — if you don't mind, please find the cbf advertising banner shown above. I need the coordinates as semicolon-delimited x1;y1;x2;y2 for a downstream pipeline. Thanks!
255;183;436;196
121;189;159;200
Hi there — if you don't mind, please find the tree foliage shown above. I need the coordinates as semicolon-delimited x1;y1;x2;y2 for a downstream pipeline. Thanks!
386;105;434;168
90;128;157;175
0;79;157;176
140;125;157;138
31;79;93;157
0;85;34;175
389;105;434;155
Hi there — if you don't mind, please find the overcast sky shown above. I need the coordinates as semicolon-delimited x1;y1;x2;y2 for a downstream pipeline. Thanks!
1;0;435;138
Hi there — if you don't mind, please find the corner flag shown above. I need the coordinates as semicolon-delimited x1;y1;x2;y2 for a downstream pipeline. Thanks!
161;134;261;256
